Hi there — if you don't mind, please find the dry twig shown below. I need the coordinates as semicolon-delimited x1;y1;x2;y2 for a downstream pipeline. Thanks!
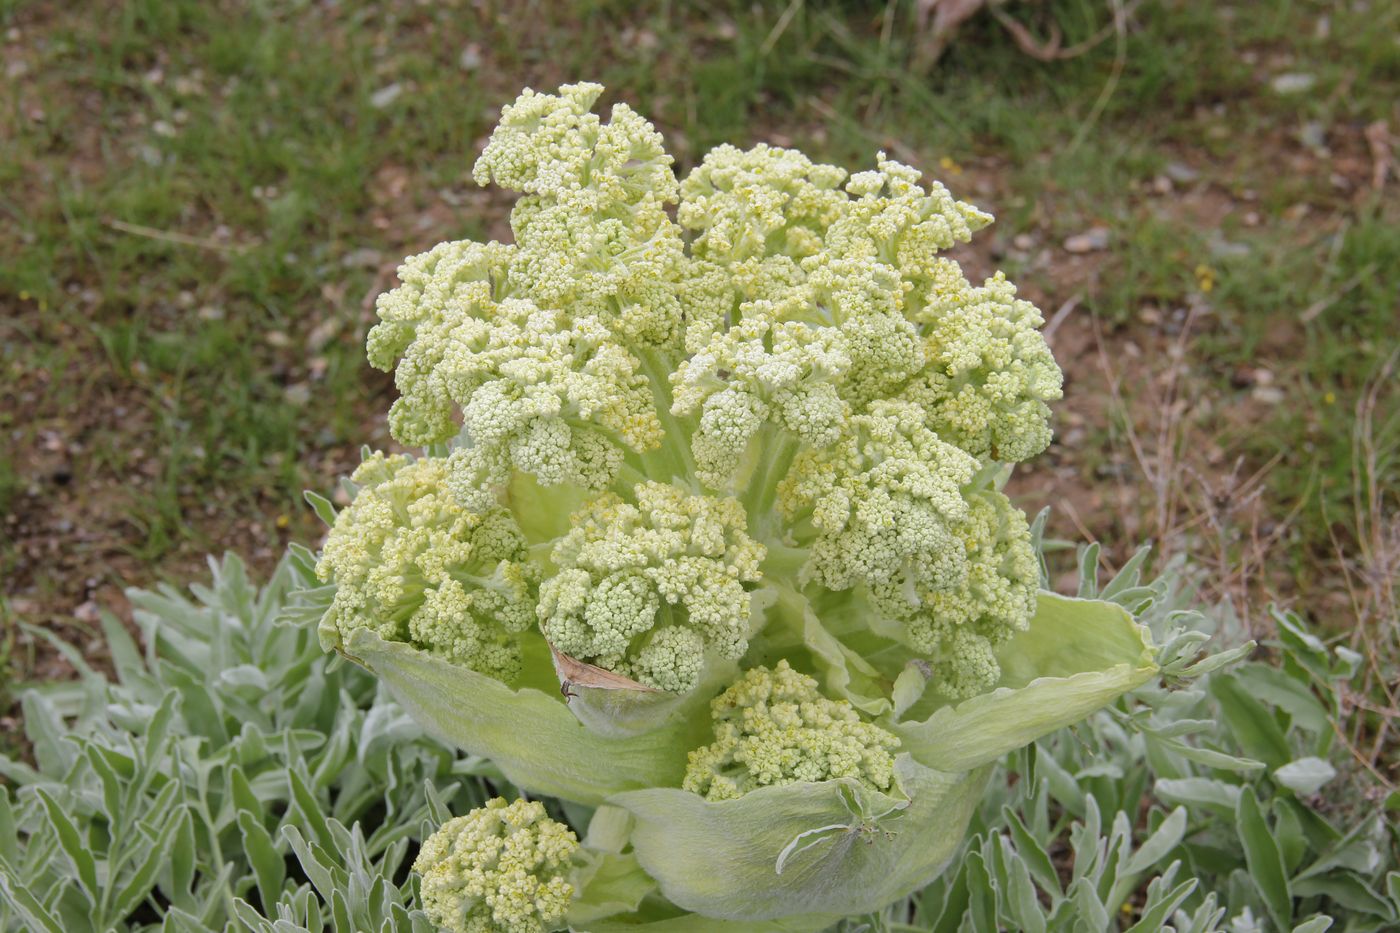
103;218;250;254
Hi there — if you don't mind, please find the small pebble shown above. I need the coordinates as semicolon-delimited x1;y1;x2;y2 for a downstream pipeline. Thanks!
1271;73;1317;95
1164;161;1199;183
1064;227;1111;253
370;83;403;109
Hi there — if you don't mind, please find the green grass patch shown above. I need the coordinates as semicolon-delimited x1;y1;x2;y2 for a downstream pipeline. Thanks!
2;0;1395;639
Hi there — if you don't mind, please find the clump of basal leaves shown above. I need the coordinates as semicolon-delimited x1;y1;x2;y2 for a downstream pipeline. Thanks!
0;550;1395;931
0;554;497;933
849;546;1400;933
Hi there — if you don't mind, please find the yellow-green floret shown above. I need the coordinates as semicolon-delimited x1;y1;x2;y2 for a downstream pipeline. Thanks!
366;242;663;511
682;660;900;801
898;261;1063;463
777;401;1039;699
413;797;578;933
678;142;849;267
315;453;539;683
538;482;766;693
474;83;689;349
867;487;1040;699
778;400;980;593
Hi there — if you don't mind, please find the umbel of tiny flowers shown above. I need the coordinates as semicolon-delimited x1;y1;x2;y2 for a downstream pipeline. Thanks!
299;82;1157;931
414;798;578;933
321;82;1063;703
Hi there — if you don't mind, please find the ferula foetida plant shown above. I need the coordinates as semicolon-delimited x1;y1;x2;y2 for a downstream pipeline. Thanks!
303;82;1158;932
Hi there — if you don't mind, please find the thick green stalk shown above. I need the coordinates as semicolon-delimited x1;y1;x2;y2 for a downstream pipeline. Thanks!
742;427;801;521
633;345;697;484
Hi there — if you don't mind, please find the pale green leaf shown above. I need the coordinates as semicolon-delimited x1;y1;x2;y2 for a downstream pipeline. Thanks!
1291;874;1393;918
283;826;338;904
998;836;1046;933
1124;877;1197;933
0;789;16;865
345;628;707;806
1177;642;1256;679
304;490;338;527
37;788;98;899
1099;546;1152;601
1156;737;1266;772
167;807;197;901
0;862;66;933
1069;876;1110;930
1001;806;1061;897
1332;646;1363;680
1237;787;1292;930
567;852;658;925
583;805;634;855
100;609;146;686
1274;800;1307;875
1229;663;1329;733
963;849;997;931
112;805;186;919
1077;544;1101;598
613;758;989;921
1126;807;1187;875
1274;757;1337;796
1291;917;1334;933
239;809;286;909
894;594;1156;771
1210;674;1292;769
891;664;928;719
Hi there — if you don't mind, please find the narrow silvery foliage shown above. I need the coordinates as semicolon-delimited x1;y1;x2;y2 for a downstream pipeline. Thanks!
292;82;1180;930
848;549;1399;932
0;554;485;933
2;551;1392;930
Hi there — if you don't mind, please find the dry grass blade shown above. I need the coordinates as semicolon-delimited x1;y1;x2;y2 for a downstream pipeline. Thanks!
1363;120;1394;190
1331;348;1399;786
102;218;251;254
992;0;1146;60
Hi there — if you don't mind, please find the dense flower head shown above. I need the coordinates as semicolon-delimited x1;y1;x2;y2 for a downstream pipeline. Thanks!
678;142;849;265
683;660;901;801
898;264;1063;463
413;797;578;933
315;452;538;683
670;300;851;488
474;81;689;349
867;487;1040;698
330;81;1065;712
366;241;663;510
777;400;980;592
824;152;993;285
538;481;765;692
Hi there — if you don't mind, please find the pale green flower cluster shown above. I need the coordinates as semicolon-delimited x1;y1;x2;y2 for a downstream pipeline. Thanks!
328;80;1064;708
413;797;578;933
777;402;1040;697
311;82;1163;933
315;453;537;682
538;481;765;692
683;661;900;801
